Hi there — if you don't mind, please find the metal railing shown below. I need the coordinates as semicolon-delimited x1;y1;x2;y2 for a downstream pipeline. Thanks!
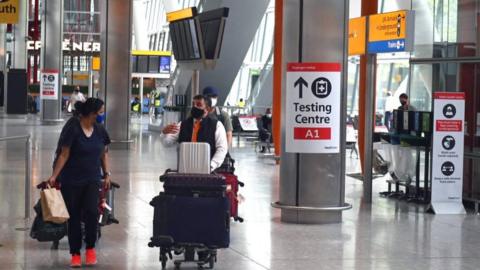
0;135;32;219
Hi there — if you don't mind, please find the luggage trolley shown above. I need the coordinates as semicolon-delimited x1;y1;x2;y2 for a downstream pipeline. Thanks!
35;180;121;250
149;170;230;269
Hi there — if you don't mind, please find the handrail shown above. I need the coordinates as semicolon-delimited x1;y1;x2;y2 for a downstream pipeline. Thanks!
0;134;32;219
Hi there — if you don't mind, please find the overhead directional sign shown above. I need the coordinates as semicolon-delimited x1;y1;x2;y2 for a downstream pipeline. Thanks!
285;63;341;154
348;16;367;56
368;10;415;53
0;0;19;24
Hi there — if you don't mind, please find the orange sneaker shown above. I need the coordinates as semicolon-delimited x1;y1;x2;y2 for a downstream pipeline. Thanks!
70;254;81;268
85;248;97;266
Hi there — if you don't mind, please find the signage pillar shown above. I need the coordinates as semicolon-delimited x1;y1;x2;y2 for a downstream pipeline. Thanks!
100;0;133;147
430;92;466;214
272;0;351;224
40;0;63;122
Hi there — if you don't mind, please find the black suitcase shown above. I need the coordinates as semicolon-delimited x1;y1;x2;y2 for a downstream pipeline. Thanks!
150;193;230;248
160;170;226;196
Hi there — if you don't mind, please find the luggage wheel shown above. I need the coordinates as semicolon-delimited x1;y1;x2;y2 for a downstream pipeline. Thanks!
234;216;244;223
160;250;168;269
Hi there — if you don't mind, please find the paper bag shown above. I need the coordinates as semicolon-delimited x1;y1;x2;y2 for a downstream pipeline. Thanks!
40;187;70;224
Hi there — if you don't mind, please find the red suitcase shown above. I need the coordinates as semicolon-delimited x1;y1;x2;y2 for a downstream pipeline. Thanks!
218;172;244;222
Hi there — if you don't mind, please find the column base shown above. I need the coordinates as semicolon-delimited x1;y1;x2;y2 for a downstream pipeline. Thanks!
41;119;64;125
272;202;352;224
109;140;134;150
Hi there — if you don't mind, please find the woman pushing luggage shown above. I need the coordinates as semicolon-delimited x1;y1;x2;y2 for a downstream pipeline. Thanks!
46;98;111;268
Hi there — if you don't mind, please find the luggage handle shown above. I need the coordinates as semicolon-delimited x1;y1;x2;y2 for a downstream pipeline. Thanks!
159;169;178;182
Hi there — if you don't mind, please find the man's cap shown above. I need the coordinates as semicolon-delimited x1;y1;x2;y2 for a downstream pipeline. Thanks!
202;86;219;96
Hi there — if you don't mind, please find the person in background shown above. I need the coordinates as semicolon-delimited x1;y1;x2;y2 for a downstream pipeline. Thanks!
237;98;245;108
398;93;416;111
46;98;111;268
153;89;162;118
202;86;233;147
258;108;273;153
161;95;228;171
131;97;141;116
69;86;86;113
384;91;397;130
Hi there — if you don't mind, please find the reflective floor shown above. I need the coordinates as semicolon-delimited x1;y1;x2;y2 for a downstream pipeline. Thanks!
1;115;480;270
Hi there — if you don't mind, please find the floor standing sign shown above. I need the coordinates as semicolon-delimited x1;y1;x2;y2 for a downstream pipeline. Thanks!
285;63;341;153
40;70;59;100
431;92;466;214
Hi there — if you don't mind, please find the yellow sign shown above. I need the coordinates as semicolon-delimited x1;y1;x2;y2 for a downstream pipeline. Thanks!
131;50;172;56
348;17;367;56
73;74;89;81
368;10;407;42
0;0;19;24
92;57;101;71
167;7;196;22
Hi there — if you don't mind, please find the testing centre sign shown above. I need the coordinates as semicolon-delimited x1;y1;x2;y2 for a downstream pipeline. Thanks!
431;92;466;215
0;0;19;24
40;70;59;100
367;10;415;53
285;63;341;154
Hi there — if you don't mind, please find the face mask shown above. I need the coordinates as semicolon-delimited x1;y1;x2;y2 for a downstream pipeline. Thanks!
266;114;272;118
211;98;218;107
190;106;205;119
96;113;105;124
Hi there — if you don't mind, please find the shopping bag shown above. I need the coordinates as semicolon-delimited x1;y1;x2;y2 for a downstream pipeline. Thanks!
30;200;67;242
40;186;70;224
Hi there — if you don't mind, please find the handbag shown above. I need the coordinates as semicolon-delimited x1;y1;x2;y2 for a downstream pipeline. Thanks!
40;185;70;224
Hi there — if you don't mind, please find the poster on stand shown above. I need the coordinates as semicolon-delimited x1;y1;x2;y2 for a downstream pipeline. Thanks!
40;70;59;100
430;92;466;214
285;63;341;153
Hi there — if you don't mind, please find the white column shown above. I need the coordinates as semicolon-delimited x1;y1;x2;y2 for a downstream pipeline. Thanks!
133;0;149;50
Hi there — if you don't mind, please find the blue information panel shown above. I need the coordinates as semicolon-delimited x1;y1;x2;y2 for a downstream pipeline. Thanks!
367;39;406;53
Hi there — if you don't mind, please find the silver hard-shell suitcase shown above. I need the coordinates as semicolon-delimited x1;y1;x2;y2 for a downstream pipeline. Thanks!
178;142;211;174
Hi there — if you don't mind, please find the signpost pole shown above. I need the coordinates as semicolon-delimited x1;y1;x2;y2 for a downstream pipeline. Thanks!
363;53;376;203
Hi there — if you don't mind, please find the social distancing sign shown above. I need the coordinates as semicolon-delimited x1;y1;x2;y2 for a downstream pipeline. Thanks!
431;92;466;214
285;63;341;153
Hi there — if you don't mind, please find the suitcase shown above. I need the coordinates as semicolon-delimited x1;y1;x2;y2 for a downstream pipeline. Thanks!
218;172;244;222
178;142;211;174
160;170;226;196
150;193;230;248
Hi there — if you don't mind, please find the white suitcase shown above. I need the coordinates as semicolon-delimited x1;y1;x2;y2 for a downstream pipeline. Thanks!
178;142;211;174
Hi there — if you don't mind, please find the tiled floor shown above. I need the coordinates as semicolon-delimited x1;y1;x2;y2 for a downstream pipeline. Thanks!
1;115;480;270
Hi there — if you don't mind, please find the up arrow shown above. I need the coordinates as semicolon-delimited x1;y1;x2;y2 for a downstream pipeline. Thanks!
294;77;308;99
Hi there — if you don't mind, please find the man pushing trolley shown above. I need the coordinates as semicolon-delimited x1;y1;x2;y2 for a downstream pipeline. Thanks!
149;94;240;269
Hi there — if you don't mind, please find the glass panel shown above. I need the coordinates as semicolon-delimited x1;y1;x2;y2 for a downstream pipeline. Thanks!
347;57;360;116
411;0;435;58
148;56;160;73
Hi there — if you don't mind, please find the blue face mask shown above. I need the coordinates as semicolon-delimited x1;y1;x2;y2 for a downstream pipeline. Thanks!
96;113;105;124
